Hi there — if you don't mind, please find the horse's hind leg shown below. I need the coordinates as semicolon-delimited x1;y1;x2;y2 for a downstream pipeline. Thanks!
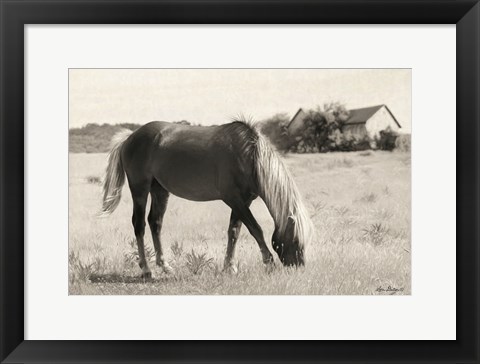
130;182;152;279
148;180;173;274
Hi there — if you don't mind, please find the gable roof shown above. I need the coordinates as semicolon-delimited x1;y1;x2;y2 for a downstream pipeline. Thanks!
291;108;304;121
287;108;306;128
345;105;384;124
345;104;401;128
288;104;401;129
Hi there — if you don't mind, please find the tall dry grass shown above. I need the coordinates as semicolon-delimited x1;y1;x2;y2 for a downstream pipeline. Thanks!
69;150;411;295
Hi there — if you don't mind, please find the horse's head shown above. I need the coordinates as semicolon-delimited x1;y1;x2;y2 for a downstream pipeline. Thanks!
272;216;305;267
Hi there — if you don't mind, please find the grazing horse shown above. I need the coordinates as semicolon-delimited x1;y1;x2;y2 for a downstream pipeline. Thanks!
101;120;313;278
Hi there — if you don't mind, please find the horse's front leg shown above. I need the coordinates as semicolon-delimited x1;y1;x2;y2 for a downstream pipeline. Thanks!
224;210;243;273
226;199;275;270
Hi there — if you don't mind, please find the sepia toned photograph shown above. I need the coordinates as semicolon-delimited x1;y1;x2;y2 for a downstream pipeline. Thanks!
69;68;411;295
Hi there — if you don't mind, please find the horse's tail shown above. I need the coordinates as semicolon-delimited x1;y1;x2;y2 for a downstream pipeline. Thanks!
100;129;133;216
253;130;313;249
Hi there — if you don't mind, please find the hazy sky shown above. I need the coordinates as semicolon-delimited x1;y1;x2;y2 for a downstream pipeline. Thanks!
69;69;411;132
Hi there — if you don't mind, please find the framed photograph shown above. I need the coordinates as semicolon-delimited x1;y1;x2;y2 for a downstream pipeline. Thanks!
1;0;478;363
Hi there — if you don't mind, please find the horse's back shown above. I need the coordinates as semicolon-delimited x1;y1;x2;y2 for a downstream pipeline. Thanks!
122;121;257;201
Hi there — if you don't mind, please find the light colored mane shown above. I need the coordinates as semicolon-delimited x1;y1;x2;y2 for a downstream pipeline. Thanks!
252;127;314;249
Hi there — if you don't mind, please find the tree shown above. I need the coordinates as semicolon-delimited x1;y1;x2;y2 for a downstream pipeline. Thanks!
259;113;292;152
173;120;191;125
293;102;350;152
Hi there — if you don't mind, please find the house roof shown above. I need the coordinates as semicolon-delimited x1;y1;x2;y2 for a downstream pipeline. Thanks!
288;104;401;129
290;108;304;121
286;108;306;129
345;104;401;128
345;105;384;124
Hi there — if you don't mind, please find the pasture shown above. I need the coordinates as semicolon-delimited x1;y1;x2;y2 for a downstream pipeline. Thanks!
69;151;411;295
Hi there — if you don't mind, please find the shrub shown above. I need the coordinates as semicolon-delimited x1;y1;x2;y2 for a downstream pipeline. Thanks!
68;251;106;283
395;133;411;152
86;175;102;185
322;128;371;152
362;223;390;246
185;249;214;275
351;134;372;151
171;240;184;259
124;238;155;266
376;127;399;151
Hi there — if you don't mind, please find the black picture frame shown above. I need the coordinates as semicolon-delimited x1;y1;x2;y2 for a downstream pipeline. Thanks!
1;1;478;363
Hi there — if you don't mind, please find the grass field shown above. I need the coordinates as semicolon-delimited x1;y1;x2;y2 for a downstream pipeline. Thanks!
69;150;411;295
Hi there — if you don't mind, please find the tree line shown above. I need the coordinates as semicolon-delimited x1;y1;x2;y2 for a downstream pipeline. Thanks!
69;105;409;153
69;121;190;153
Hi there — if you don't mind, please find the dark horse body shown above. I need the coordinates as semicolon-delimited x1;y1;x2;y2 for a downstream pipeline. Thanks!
102;121;312;278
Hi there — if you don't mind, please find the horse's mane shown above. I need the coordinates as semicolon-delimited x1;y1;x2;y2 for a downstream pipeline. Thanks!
228;118;314;249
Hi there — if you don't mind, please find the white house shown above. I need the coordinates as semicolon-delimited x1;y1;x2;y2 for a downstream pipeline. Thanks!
287;104;402;139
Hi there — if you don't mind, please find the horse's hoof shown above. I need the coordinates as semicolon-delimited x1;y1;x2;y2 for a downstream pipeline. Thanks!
223;264;238;274
141;271;152;279
161;264;174;275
